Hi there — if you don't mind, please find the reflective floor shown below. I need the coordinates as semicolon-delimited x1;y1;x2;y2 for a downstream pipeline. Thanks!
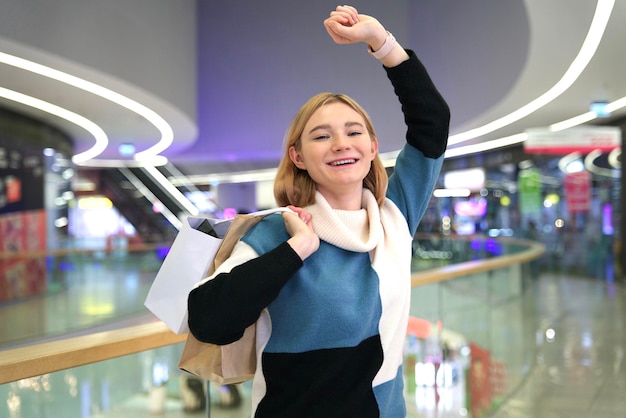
0;251;159;349
491;274;626;418
1;252;625;417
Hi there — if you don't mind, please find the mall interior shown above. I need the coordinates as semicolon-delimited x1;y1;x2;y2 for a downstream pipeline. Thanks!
0;1;625;417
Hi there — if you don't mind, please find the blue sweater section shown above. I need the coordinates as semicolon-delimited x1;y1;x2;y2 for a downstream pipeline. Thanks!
242;215;383;353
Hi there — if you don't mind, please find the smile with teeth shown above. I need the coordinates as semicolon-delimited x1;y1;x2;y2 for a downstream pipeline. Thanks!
329;158;357;166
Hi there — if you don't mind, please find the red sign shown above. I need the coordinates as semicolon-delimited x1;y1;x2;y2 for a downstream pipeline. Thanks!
0;210;47;302
564;171;591;213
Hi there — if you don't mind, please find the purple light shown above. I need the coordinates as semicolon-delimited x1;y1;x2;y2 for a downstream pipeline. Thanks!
602;203;614;235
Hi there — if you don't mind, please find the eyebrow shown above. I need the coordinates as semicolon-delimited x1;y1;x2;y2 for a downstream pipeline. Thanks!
307;121;364;135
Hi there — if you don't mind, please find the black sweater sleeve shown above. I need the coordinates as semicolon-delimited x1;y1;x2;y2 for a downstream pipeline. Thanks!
187;241;303;345
384;50;450;158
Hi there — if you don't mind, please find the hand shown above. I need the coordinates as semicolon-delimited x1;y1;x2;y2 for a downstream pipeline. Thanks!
323;5;386;50
283;205;319;260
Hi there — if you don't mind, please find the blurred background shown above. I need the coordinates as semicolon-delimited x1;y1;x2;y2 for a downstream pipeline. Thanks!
0;1;623;417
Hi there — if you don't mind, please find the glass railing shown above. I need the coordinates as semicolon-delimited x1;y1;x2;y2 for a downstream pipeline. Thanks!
0;235;544;418
0;242;167;347
406;255;538;417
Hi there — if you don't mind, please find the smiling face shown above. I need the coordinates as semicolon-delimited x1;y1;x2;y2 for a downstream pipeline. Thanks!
288;102;379;208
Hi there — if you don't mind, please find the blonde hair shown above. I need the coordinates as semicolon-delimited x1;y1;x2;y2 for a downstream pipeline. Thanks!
274;92;388;208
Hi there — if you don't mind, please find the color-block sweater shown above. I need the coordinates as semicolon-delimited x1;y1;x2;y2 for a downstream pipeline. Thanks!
188;49;450;418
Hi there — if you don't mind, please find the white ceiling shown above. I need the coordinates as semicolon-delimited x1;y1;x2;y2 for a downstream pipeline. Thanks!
0;0;623;174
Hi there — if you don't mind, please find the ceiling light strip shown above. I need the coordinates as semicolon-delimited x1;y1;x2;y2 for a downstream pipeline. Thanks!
0;87;108;162
169;168;279;187
76;156;169;168
605;97;626;113
448;0;615;146
0;51;173;161
549;112;597;132
445;133;528;158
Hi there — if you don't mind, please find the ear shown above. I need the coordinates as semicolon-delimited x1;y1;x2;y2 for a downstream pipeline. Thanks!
289;146;306;169
369;138;379;160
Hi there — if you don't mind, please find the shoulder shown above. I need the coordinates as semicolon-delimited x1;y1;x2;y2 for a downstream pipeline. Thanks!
241;213;289;254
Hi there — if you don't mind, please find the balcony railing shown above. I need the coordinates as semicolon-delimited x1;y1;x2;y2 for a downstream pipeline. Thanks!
0;235;544;417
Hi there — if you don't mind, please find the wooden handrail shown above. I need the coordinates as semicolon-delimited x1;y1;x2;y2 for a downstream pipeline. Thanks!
0;321;187;385
412;239;545;286
0;238;544;385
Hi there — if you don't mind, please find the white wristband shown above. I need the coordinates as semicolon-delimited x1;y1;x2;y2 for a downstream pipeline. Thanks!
368;32;396;60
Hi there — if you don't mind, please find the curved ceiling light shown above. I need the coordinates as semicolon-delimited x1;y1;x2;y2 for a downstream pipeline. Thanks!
448;0;615;146
584;149;620;178
0;51;174;164
605;96;626;116
608;147;621;169
548;95;626;132
447;91;626;158
0;87;108;162
76;155;169;168
558;151;583;174
548;112;598;132
444;133;528;159
169;167;279;187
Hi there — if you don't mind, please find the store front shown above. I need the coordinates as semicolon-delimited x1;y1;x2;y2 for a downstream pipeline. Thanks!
427;129;622;281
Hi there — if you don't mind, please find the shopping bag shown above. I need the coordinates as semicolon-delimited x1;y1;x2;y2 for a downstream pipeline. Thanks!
178;319;257;384
144;216;223;334
178;207;293;384
144;208;291;334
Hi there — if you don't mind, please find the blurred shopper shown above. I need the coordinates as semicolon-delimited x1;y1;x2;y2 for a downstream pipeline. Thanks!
187;5;449;417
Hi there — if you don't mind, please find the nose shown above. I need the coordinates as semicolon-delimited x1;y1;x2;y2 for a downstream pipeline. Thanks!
331;133;351;151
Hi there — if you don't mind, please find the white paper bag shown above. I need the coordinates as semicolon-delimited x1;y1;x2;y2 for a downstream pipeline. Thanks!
145;208;292;334
144;216;230;334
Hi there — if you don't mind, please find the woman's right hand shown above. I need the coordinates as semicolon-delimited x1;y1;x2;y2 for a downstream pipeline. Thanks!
324;5;385;50
283;206;320;260
324;5;408;67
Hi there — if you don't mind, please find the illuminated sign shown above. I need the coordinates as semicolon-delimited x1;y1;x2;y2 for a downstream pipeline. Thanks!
443;168;485;192
524;126;620;154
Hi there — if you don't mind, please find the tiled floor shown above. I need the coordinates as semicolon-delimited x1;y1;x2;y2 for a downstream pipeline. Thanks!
1;249;625;417
490;275;626;418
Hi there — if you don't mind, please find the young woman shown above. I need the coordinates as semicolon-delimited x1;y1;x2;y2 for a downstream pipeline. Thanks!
188;5;450;417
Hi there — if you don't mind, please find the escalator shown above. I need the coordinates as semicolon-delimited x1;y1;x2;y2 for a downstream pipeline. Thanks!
98;163;201;242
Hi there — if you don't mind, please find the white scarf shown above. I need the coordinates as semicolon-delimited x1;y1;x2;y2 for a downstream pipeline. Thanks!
305;189;413;385
305;190;382;252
